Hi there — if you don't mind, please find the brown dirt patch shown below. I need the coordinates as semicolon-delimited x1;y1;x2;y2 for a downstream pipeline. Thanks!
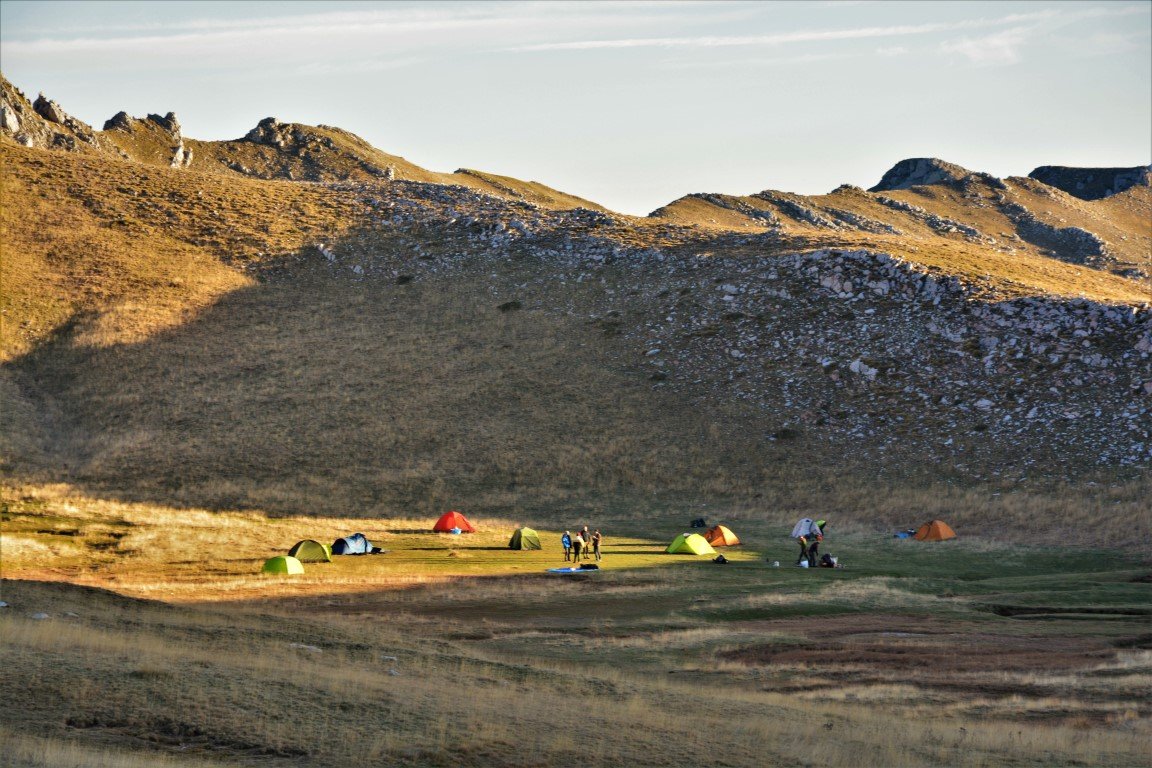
724;614;1119;674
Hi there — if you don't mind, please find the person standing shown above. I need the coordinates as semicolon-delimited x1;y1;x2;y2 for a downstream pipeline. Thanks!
592;530;602;561
581;526;592;560
791;517;823;567
806;520;827;567
561;530;572;561
572;531;584;562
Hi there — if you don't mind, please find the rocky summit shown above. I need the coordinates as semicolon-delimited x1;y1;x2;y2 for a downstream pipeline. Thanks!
1;74;1150;515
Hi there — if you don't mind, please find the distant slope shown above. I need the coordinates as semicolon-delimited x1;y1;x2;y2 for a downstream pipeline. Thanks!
1029;164;1152;200
1;73;608;213
651;161;1152;292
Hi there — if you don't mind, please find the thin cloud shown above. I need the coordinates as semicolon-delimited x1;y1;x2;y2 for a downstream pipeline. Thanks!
501;5;1147;55
296;57;425;77
656;51;855;71
941;27;1031;66
503;10;1062;52
936;3;1148;67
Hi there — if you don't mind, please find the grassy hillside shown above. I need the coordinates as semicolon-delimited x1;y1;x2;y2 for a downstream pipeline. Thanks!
3;140;1151;546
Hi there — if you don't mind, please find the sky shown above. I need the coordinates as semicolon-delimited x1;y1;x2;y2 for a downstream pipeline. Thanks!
1;0;1149;215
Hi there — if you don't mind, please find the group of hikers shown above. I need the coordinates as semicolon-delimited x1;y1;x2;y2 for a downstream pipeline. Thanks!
555;519;834;567
561;526;602;562
792;517;838;567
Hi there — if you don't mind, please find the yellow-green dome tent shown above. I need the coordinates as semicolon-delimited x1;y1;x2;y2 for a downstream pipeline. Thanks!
288;539;332;562
262;555;305;574
665;533;716;555
508;527;542;550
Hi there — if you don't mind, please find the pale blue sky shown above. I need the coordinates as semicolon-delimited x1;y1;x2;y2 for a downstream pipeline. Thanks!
2;0;1149;215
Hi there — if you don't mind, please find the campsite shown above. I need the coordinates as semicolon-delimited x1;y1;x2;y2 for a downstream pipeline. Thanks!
2;485;1149;768
2;3;1150;763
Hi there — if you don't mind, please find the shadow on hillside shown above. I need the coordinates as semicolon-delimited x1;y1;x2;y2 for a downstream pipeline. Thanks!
1;248;787;520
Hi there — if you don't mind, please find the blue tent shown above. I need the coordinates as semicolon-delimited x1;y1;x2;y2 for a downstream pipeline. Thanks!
332;533;372;555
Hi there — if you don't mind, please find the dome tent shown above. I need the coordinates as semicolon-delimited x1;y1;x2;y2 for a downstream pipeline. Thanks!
332;533;374;555
666;533;716;555
508;526;542;550
433;510;475;533
288;539;332;562
914;520;956;541
704;524;740;547
262;555;304;574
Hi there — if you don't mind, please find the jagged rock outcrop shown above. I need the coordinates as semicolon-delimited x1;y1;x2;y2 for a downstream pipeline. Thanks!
245;117;292;147
1029;165;1152;200
869;158;972;192
0;76;102;151
32;94;68;124
102;110;192;168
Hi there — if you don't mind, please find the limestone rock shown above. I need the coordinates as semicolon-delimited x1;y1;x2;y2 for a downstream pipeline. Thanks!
33;93;67;124
0;100;20;132
869;158;972;192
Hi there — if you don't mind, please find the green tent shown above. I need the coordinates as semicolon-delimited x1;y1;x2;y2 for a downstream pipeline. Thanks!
288;539;332;562
508;526;542;550
262;555;305;574
666;533;716;555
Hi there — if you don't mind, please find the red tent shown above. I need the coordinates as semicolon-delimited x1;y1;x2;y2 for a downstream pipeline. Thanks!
433;510;475;533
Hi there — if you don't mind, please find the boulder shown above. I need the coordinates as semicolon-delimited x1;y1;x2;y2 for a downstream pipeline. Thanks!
32;93;67;124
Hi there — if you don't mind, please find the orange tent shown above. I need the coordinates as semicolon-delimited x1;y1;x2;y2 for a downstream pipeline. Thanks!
433;510;475;533
704;524;740;547
914;520;956;541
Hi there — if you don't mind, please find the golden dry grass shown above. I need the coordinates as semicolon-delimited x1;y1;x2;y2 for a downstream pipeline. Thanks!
3;483;1149;767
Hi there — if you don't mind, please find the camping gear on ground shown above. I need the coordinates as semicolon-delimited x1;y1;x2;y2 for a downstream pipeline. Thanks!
547;565;598;574
798;560;809;568
704;524;740;547
713;554;728;564
433;510;475;533
666;532;717;555
262;555;304;574
332;533;374;555
894;530;915;539
288;539;332;562
690;518;707;528
914;520;956;541
819;554;841;568
508;526;542;550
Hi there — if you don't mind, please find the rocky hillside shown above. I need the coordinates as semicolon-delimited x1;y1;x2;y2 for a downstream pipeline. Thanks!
2;76;1150;535
1030;164;1152;201
0;74;605;211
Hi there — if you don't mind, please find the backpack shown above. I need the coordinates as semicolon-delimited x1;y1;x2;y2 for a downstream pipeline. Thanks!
713;555;728;564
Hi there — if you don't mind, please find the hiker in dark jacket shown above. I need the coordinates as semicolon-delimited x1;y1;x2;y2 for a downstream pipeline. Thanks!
805;520;827;567
572;532;584;562
592;530;602;561
581;526;592;559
